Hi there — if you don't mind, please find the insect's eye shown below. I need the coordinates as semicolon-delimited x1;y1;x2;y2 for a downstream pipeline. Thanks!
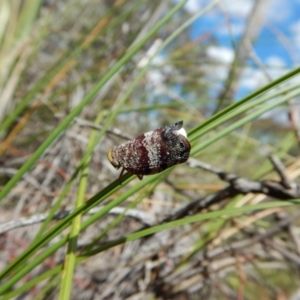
177;141;187;158
173;121;183;130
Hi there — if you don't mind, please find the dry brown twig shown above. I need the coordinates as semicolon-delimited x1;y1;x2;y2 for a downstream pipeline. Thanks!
187;155;300;200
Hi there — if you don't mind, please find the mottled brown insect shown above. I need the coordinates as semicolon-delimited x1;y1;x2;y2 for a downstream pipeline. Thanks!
107;121;191;180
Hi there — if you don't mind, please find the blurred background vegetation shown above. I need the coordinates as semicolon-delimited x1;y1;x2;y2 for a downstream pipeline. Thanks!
0;0;300;299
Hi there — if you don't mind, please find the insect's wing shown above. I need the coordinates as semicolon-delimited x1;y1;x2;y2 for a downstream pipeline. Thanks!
114;130;161;175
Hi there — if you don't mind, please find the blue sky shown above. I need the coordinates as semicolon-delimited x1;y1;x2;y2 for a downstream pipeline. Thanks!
184;0;300;98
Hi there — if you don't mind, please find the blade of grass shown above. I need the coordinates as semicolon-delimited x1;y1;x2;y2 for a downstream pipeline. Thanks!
191;87;300;155
58;114;102;299
1;267;63;300
15;0;41;39
81;200;300;256
83;179;163;253
34;274;61;300
189;80;300;142
188;66;300;138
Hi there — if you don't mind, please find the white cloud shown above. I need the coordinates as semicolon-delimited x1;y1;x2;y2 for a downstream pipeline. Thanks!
239;57;287;92
265;56;286;68
265;56;287;80
266;0;291;23
201;62;229;85
240;67;267;90
206;46;234;64
184;0;203;14
184;0;222;14
218;21;245;36
290;19;300;31
220;0;254;17
259;106;289;127
185;0;292;34
220;0;290;24
290;19;300;50
204;46;234;86
146;69;164;86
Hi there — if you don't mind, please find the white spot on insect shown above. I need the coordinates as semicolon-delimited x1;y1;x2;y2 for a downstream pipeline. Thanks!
143;130;154;137
174;127;187;138
142;130;160;168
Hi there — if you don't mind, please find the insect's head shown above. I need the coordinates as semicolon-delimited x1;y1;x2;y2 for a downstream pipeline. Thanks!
107;148;121;169
165;121;190;162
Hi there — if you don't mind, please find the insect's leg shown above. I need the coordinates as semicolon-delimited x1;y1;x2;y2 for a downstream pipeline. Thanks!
118;168;125;184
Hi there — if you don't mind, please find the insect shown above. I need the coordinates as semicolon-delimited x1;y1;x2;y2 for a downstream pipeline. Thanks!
107;121;191;181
